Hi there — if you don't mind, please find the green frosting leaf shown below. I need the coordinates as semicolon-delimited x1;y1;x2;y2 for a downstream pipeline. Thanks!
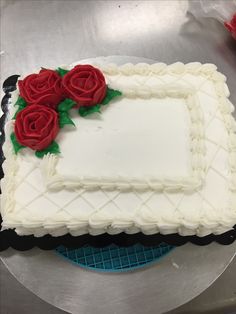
56;67;69;77
35;141;60;158
13;106;25;119
78;104;101;117
101;87;122;106
13;96;27;119
57;99;76;128
78;87;122;117
59;111;75;128
10;133;25;154
58;98;76;112
14;96;27;107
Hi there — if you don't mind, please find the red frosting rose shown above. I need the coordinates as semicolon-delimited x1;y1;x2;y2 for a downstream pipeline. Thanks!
62;65;107;107
224;14;236;40
15;105;59;151
18;69;63;109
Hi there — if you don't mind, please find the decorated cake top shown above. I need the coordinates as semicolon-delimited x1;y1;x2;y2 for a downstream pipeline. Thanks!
12;65;122;157
1;61;236;239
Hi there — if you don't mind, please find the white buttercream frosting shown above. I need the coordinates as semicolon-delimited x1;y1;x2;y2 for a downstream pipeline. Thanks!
39;86;205;193
1;62;236;237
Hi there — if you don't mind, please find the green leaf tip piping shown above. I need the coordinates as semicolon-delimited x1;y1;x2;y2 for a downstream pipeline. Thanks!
78;87;122;117
56;67;69;77
10;133;25;154
35;141;60;158
59;111;75;128
101;87;122;106
78;104;101;117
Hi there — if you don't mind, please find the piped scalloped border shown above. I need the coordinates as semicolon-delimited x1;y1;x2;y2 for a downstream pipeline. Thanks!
41;86;206;193
1;225;236;251
99;62;225;78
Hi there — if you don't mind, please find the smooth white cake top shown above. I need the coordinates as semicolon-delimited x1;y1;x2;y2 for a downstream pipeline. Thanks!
58;98;190;178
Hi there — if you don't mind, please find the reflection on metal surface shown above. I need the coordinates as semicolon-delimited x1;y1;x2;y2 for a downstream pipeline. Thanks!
1;243;236;314
97;2;188;41
1;0;236;313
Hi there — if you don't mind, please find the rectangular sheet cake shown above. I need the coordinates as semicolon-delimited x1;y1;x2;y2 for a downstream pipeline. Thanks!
1;62;236;237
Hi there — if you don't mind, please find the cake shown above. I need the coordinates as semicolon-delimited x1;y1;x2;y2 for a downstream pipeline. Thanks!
1;61;236;238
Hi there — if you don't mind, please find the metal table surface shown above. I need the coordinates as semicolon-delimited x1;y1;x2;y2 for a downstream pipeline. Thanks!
1;1;236;314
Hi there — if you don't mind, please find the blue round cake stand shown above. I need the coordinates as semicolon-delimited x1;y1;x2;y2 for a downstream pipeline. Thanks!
55;243;175;272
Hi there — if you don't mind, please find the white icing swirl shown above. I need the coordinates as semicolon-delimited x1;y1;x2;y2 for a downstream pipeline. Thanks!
100;62;223;79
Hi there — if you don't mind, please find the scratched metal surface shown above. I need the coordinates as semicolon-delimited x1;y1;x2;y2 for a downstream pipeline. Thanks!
1;1;236;314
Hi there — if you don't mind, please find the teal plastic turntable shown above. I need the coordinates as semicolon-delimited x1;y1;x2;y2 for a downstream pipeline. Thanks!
56;243;175;272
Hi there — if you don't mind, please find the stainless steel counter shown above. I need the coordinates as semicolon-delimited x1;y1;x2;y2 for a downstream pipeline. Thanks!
1;1;236;313
1;256;236;314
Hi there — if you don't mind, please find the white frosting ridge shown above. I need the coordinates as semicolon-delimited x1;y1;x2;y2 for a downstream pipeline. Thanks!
100;62;223;77
1;62;236;237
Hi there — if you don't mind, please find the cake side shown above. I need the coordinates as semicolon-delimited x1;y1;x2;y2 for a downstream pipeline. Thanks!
1;62;236;237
